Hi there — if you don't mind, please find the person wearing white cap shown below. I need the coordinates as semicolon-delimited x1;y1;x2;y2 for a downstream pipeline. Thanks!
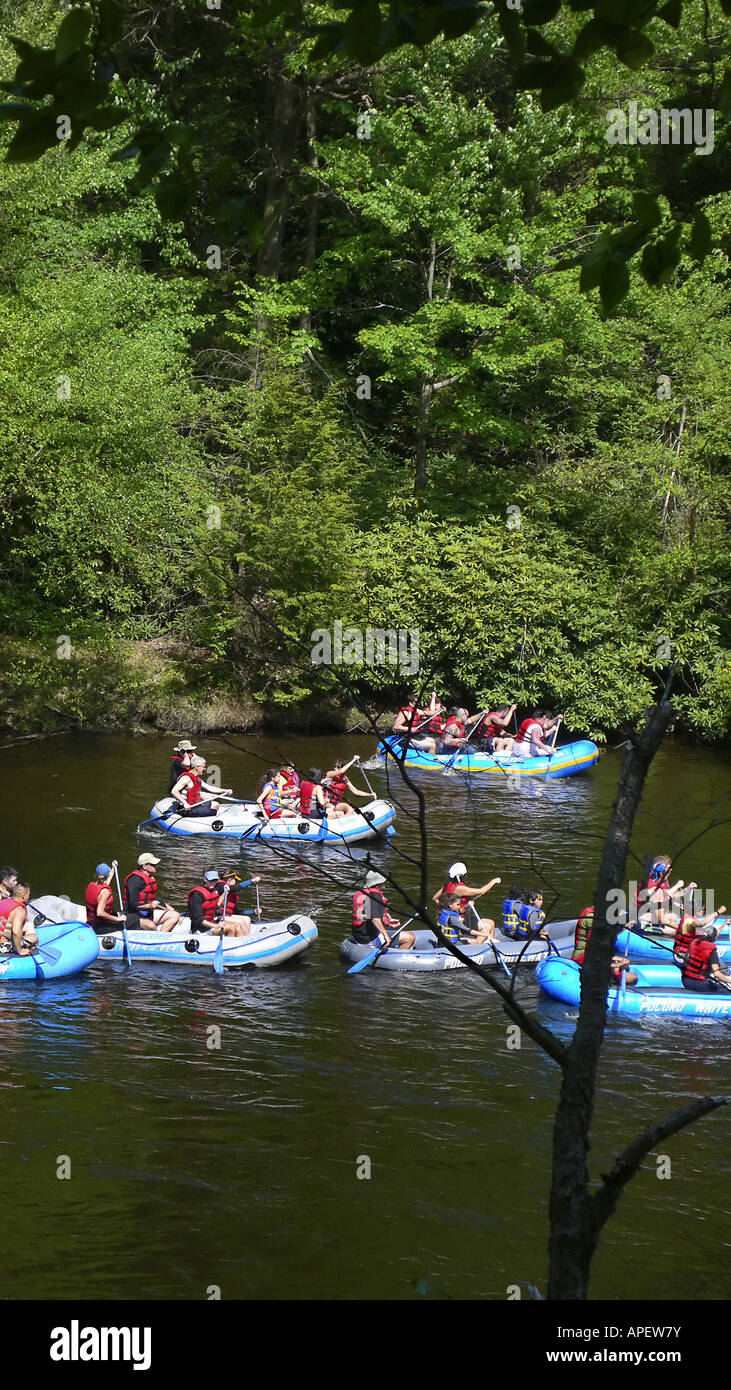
351;870;415;951
84;860;126;933
432;862;501;945
122;854;180;932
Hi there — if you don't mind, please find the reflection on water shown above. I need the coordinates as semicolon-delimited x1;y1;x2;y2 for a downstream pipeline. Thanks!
1;733;730;1299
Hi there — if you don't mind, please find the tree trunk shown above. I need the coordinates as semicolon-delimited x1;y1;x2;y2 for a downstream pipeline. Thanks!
414;377;433;497
257;70;302;282
299;94;319;335
547;696;674;1299
414;239;437;497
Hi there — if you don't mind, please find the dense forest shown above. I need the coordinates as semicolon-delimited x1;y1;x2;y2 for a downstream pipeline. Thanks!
1;0;729;739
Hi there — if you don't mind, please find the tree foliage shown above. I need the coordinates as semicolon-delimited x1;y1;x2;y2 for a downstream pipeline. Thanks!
0;0;728;737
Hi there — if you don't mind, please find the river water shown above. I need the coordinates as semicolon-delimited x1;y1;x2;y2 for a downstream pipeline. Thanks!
2;731;730;1301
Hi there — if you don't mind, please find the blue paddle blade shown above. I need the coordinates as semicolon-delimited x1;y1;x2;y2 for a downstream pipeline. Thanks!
386;825;397;836
213;938;225;974
347;948;381;974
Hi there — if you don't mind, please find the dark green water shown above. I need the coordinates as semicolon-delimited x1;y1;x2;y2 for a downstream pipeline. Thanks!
2;732;730;1301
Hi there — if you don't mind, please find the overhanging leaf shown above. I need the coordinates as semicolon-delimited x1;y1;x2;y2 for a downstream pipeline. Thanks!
5;108;59;161
599;256;630;312
55;7;92;67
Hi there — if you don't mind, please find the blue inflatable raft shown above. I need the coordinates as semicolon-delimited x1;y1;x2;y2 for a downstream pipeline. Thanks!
377;735;599;779
536;956;731;1018
0;921;99;981
619;919;731;963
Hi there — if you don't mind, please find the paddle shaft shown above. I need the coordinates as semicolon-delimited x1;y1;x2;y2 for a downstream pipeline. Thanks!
213;885;229;974
443;711;487;773
347;916;415;974
112;862;133;965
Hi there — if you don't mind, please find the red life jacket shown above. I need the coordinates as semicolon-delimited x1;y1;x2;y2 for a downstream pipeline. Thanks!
0;897;18;924
187;883;220;922
281;771;299;794
85;881;113;928
299;780;315;814
215;883;239;917
353;888;389;928
428;711;445;735
673;918;695;956
481;719;498;739
682;937;716;982
444;720;465;740
327;774;348;803
572;907;594;964
352;890;367;928
517;718;541;743
124;869;157;910
184;772;202;806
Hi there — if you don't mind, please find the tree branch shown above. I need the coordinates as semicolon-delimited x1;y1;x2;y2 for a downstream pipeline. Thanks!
592;1095;728;1231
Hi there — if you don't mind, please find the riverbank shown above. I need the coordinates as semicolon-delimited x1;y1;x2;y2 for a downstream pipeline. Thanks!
1;634;727;745
0;636;369;738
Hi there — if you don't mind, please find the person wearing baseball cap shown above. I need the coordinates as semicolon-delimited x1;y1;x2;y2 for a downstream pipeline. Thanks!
122;854;179;932
84;860;126;933
169;738;197;792
432;862;500;945
187;868;263;938
350;870;415;951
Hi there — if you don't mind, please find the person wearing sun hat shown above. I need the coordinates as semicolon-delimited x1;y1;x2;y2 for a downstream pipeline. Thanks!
351;870;415;951
84;860;126;933
169;737;197;792
123;853;180;933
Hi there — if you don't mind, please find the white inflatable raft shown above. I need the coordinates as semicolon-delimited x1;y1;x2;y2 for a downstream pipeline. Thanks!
140;796;396;843
31;897;317;969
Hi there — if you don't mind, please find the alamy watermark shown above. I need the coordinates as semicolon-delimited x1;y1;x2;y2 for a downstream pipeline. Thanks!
608;883;715;924
311;621;419;675
606;101;714;156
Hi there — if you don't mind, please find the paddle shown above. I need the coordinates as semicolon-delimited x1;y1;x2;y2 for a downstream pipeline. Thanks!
355;757;378;801
443;711;487;776
464;901;510;978
112;862;132;967
543;715;563;774
347;917;415;974
19;909;90;965
254;881;262;920
213;884;229;976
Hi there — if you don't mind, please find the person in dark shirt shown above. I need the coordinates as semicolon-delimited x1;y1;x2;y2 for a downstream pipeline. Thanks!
169;738;196;792
187;869;262;938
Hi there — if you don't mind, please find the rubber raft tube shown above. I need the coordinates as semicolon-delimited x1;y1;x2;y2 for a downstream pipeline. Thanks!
620;918;731;963
340;918;577;972
32;897;318;970
0;920;99;981
536;956;731;1018
377;734;599;779
142;796;397;842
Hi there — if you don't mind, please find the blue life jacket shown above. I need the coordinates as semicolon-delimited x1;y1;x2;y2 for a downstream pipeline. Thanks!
514;902;545;938
502;898;521;936
438;907;468;941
